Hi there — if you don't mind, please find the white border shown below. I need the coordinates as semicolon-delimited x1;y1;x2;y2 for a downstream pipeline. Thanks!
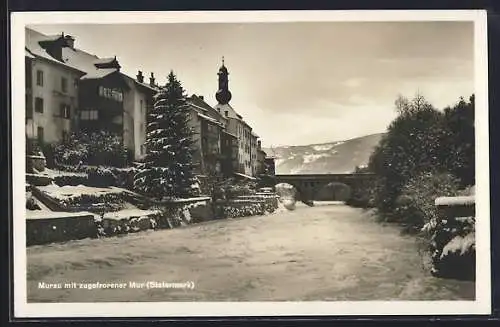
11;10;490;318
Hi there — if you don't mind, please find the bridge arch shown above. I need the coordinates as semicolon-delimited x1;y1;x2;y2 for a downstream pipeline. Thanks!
315;182;351;201
274;173;376;203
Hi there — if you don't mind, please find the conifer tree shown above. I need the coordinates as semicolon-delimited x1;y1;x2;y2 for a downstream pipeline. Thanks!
134;71;196;199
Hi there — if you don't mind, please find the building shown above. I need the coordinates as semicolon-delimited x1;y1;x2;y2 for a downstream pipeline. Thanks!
25;28;157;160
213;59;257;177
256;140;267;176
25;28;268;178
124;71;158;159
264;156;276;176
186;95;225;176
250;131;259;176
25;31;85;144
220;130;239;177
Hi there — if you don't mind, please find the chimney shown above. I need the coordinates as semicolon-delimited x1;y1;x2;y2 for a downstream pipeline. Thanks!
199;95;204;100
63;35;75;49
258;140;262;149
149;72;155;86
137;71;144;83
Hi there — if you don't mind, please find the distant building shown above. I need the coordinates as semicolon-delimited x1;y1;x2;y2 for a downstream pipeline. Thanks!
25;28;158;160
264;156;276;176
256;140;267;176
250;131;260;176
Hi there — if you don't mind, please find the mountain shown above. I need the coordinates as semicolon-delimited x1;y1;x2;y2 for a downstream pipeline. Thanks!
263;133;385;175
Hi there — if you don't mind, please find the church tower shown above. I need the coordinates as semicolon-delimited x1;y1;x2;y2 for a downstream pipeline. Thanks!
215;57;232;105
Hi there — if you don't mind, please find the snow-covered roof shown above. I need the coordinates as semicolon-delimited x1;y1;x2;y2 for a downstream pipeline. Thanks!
197;113;224;127
188;102;208;112
188;95;227;121
121;73;159;93
26;27;118;78
25;48;35;58
81;68;118;80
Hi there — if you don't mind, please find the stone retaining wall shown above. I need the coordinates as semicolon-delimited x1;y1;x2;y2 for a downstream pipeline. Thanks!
27;214;97;246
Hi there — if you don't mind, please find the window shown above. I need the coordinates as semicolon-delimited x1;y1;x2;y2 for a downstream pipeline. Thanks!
74;78;79;89
80;109;98;120
224;110;228;117
60;104;71;119
37;126;44;143
99;85;123;102
36;70;44;86
140;100;143;113
62;130;69;141
61;77;68;93
34;97;44;113
140;144;146;155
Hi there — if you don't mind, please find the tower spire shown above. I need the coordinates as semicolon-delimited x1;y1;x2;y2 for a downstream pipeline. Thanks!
216;57;232;105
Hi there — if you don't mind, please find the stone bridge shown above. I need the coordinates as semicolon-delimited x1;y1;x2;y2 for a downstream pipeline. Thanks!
275;173;376;202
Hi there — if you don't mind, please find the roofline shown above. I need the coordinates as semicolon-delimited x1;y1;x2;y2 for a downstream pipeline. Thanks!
134;80;158;93
120;72;158;94
189;98;229;121
27;50;86;75
187;102;209;112
197;112;224;127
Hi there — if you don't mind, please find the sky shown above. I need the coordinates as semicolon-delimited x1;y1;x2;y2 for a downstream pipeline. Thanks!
30;22;474;147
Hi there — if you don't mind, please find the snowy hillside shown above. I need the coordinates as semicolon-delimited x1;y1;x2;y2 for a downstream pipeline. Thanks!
263;133;384;174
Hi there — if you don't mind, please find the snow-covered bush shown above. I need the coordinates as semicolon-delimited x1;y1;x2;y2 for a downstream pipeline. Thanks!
53;131;128;168
214;200;265;218
225;180;258;198
59;192;125;213
424;216;475;280
96;213;161;237
394;172;460;233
